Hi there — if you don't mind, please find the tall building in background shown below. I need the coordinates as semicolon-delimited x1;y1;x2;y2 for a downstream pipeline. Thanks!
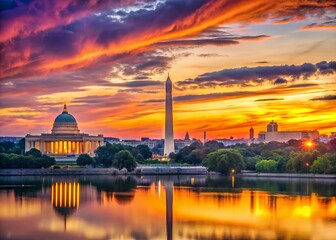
267;120;278;132
164;74;174;156
249;127;254;142
184;131;190;141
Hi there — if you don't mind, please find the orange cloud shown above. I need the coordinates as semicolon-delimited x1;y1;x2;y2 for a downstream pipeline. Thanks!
1;0;335;79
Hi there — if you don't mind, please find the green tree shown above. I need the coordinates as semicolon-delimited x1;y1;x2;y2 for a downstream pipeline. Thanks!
136;153;145;163
204;140;223;151
255;160;278;173
113;150;137;172
0;141;15;153
328;153;336;174
0;140;25;154
311;153;336;174
41;155;56;168
287;139;303;148
184;149;205;165
236;147;256;158
174;141;204;164
311;156;331;174
315;143;328;155
168;152;176;161
286;150;319;173
244;156;262;170
77;154;94;166
0;153;10;168
0;152;55;169
175;146;191;163
203;149;245;174
25;148;42;158
18;138;25;154
136;144;152;159
95;143;124;167
189;141;203;150
151;142;164;154
327;139;336;152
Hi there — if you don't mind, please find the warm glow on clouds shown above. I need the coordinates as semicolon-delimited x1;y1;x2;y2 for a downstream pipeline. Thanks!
0;0;335;138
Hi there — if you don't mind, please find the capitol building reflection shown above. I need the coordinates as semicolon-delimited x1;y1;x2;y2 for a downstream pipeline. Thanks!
51;182;80;231
51;182;80;208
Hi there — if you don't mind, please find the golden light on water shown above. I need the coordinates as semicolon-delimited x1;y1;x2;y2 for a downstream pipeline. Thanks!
1;179;336;239
294;205;312;218
51;182;80;208
158;180;162;198
0;192;42;218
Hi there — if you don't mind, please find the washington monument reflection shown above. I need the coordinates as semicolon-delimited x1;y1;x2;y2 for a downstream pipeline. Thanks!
165;181;173;240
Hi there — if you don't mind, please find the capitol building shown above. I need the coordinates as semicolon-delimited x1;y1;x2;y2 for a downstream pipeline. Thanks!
25;104;103;162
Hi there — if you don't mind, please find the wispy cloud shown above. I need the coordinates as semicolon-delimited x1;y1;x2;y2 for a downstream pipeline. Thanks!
255;98;284;102
176;61;336;89
300;19;336;31
310;95;336;101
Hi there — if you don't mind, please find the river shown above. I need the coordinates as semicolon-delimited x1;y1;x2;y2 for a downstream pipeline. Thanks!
0;175;335;240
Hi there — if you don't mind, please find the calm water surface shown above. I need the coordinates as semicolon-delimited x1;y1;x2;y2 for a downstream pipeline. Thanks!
0;175;335;240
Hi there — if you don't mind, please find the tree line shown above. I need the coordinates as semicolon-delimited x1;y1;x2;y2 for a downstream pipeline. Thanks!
1;138;335;174
0;146;55;169
170;139;336;174
0;140;152;171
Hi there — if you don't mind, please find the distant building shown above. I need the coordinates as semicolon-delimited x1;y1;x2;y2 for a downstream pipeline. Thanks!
249;127;254;143
317;133;336;143
258;120;319;143
319;134;329;144
184;131;190;141
104;137;120;143
25;104;103;163
175;139;196;150
217;138;248;146
267;120;278;132
105;137;162;149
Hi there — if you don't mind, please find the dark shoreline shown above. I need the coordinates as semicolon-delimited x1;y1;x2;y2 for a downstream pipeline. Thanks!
0;167;336;179
240;172;336;179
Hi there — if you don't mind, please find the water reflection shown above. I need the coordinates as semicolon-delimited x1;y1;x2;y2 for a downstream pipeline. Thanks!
0;175;335;240
51;182;80;231
96;176;137;207
165;181;173;240
52;182;80;208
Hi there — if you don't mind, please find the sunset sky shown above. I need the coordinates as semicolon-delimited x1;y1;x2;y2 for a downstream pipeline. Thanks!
0;0;335;139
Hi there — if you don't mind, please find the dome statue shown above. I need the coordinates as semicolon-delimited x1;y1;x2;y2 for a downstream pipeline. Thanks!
51;104;80;134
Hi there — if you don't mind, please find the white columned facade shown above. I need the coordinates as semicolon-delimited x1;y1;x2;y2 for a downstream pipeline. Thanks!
25;105;104;161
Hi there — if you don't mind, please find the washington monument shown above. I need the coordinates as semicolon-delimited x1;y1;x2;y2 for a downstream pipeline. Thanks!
164;74;174;156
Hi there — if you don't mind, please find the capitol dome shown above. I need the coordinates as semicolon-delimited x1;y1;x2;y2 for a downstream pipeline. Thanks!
51;104;80;134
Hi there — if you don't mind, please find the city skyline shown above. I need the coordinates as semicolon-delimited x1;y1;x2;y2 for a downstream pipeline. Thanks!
0;0;335;139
